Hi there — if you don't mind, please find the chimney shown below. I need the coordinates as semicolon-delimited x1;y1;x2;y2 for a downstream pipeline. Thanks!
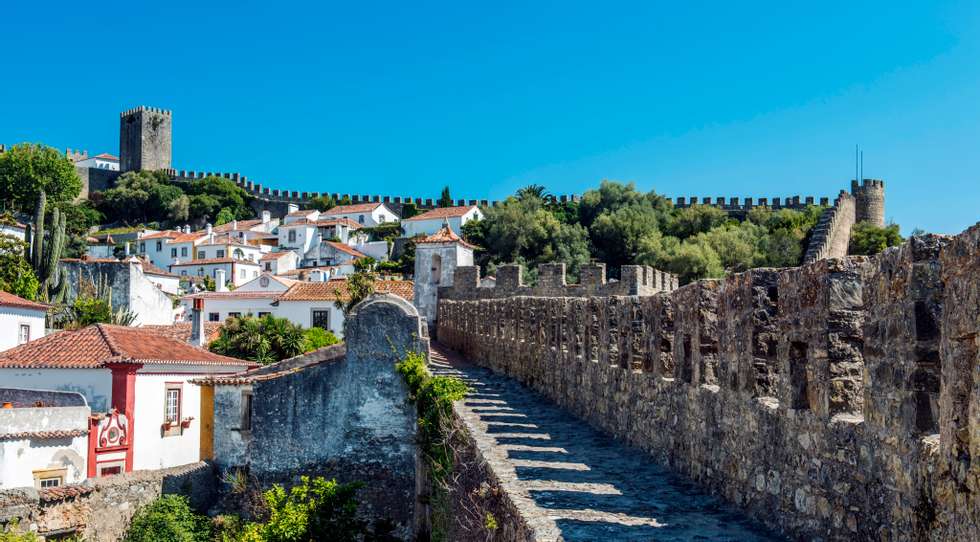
262;210;271;224
287;203;299;214
189;298;206;347
215;269;228;292
206;223;213;235
124;241;131;256
232;220;237;231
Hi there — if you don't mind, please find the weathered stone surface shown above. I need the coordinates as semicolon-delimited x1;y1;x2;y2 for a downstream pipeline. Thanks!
436;228;980;541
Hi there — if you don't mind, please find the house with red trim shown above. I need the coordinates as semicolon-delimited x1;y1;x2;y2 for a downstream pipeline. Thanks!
0;324;254;477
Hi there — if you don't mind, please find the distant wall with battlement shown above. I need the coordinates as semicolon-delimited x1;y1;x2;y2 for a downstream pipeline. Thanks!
436;225;980;540
439;262;678;301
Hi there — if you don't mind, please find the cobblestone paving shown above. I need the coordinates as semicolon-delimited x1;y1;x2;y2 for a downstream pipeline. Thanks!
431;344;783;542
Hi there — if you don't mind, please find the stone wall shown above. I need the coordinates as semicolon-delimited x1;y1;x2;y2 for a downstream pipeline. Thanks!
61;259;175;325
0;462;215;541
803;191;856;263
208;294;429;540
436;227;980;540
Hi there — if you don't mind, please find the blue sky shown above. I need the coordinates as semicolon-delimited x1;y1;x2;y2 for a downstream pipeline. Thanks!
1;1;978;234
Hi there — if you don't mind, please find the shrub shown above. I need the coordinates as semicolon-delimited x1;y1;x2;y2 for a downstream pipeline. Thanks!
303;327;340;351
123;495;211;542
849;222;903;255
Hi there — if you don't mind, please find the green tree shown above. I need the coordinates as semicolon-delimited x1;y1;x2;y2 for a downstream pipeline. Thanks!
54;200;104;258
849;222;903;256
310;195;336;212
589;203;664;268
302;327;340;351
183;176;254;223
400;202;419;219
577;180;670;230
437;186;453;208
665;204;730;239
215;207;235;226
516;184;550;202
123;495;211;542
95;170;186;224
0;143;82;212
334;272;376;316
0;235;40;300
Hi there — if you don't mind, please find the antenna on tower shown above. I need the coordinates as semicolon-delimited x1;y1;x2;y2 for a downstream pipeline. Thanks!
855;145;859;183
860;150;864;181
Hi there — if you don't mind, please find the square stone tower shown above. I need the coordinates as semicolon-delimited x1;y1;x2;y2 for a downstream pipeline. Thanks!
119;106;172;172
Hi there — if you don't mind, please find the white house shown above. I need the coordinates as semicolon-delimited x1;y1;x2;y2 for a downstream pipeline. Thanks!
277;220;319;255
194;236;264;263
74;152;119;171
320;202;399;227
180;274;413;338
0;324;254;475
0;221;27;242
0;389;90;490
413;224;475;326
138;259;182;296
260;251;299;275
170;258;261;287
302;241;367;269
139;230;183;269
402;205;483;238
0;291;47;352
283;208;321;225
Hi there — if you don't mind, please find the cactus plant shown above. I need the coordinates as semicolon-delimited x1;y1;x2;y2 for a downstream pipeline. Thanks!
29;190;69;303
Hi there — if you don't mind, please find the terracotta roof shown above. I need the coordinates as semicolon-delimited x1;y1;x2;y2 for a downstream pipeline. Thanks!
170;231;208;243
321;202;383;215
39;484;93;502
260;251;292;261
142;322;224;344
212;219;263;232
182;291;281;300
278;279;413;302
170;258;260;267
0;324;254;369
286;209;319;217
192;344;346;386
325;241;367;259
139;258;178;277
141;230;182;240
0;429;88;441
416;224;477;249
0;290;48;312
94;153;118;160
87;233;115;245
403;205;477;221
277;267;338;277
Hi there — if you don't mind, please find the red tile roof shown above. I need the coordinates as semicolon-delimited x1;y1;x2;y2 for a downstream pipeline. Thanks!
212;219;263;232
0;291;48;312
286;209;319;217
0;324;253;369
315;218;362;229
321;202;383;215
139;258;178;277
142;322;224;344
260;251;293;261
403;205;478;221
416;224;477;249
182;291;281;300
170;231;208;243
141;230;183;240
94;153;118;160
278;279;413;302
325;241;367;259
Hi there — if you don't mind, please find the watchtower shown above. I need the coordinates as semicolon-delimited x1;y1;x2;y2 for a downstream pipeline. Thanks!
119;106;172;172
851;179;885;227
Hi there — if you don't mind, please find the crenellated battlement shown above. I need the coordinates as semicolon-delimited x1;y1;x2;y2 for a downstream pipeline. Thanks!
120;105;172;117
672;194;829;211
435;226;980;540
440;262;677;300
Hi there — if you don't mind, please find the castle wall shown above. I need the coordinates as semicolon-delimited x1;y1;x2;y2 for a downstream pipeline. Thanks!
435;228;980;540
803;192;856;263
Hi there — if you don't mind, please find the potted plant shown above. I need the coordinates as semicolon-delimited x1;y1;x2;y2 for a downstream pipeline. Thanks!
180;417;194;429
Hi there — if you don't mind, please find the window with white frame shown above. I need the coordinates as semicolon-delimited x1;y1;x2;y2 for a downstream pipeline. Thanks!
197;250;205;259
311;309;330;330
18;324;30;344
164;383;182;437
181;247;188;257
288;230;296;243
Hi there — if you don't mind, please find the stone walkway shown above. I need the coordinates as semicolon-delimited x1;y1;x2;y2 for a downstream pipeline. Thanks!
430;344;783;542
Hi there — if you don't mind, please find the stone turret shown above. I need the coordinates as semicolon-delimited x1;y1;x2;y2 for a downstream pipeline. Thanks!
852;178;885;227
119;106;172;173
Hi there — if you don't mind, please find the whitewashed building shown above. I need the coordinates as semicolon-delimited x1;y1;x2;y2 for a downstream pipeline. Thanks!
0;291;47;352
402;205;483;238
413;224;475;327
170;258;262;287
0;324;254;475
260;251;299;275
320;202;399;226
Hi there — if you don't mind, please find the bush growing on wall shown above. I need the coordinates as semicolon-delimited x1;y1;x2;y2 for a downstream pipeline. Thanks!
123;495;212;542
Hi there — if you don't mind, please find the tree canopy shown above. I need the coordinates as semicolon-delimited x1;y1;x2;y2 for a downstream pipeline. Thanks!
0;143;82;212
0;234;40;300
849;222;903;255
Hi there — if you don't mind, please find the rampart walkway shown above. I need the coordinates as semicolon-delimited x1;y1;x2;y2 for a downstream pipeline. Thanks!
430;344;782;541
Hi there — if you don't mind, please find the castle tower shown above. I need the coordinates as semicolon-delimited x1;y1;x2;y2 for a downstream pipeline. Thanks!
413;222;475;330
119;106;172;172
851;178;885;227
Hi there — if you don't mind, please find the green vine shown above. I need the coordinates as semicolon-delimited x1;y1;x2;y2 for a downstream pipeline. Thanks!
395;351;469;541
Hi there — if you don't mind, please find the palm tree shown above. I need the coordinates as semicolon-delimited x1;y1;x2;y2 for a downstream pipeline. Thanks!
516;184;552;203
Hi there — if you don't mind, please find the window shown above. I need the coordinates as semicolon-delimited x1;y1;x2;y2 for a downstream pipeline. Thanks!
171;248;177;257
198;267;205;277
312;309;330;330
217;249;225;258
357;215;365;224
208;312;220;322
33;467;67;489
197;250;205;259
100;465;122;476
181;247;188;257
228;312;241;318
288;230;296;243
18;324;30;345
181;270;188;276
39;477;61;488
430;254;442;285
258;312;271;318
265;263;272;271
164;383;182;437
240;268;247;278
241;391;253;432
140;242;146;253
157;241;163;251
